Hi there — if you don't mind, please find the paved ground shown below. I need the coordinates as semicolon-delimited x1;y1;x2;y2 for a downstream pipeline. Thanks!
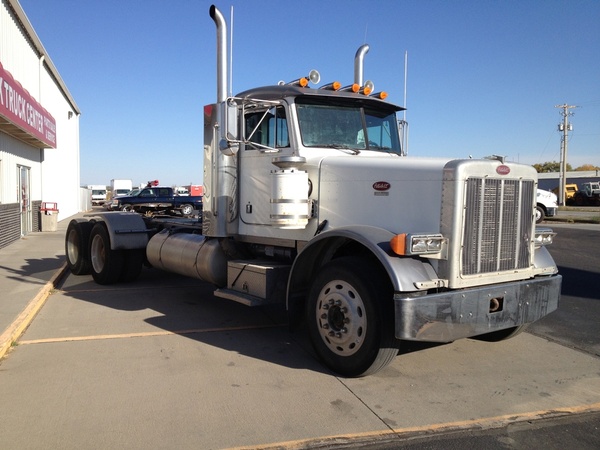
0;210;599;449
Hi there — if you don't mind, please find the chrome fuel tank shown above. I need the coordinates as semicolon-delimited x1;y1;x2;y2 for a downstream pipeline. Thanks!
146;230;227;286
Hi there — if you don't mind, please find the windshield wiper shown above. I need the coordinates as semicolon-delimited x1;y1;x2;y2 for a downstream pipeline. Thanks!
321;144;361;155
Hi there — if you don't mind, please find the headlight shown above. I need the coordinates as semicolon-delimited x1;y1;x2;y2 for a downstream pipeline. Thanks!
390;233;446;256
534;228;556;247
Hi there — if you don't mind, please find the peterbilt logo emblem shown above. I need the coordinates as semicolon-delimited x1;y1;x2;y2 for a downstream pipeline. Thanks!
496;165;511;175
373;181;391;191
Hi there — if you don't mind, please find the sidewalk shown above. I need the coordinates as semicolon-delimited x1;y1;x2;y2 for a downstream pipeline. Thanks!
0;215;73;359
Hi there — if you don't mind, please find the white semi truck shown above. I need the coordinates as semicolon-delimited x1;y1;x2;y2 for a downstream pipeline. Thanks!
65;5;561;377
110;179;133;198
87;185;107;205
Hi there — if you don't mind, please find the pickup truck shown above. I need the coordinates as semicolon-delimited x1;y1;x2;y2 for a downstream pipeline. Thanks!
114;186;202;217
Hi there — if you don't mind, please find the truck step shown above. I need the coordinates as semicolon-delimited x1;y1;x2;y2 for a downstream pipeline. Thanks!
214;288;270;307
215;260;291;306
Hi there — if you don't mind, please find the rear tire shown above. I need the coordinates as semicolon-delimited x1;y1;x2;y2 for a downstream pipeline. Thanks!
89;222;124;285
180;204;194;217
306;257;398;377
65;219;94;275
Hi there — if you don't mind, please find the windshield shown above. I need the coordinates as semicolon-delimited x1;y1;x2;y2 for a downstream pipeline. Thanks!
296;100;401;154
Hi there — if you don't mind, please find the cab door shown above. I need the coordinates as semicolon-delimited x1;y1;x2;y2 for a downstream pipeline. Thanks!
239;105;291;230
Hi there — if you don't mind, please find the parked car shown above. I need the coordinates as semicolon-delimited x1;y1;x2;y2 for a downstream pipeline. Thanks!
113;186;202;217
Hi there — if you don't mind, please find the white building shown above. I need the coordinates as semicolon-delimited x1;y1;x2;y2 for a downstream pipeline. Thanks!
0;0;81;248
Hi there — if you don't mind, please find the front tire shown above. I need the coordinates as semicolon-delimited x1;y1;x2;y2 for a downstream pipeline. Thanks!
535;205;545;224
89;222;124;285
306;257;398;377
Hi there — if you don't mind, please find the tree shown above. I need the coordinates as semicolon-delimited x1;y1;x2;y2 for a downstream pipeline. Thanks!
574;164;600;171
532;161;572;173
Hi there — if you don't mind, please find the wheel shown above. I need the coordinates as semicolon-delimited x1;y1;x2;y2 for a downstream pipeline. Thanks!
180;204;194;217
89;222;125;285
65;219;94;275
121;204;133;212
306;257;398;377
120;249;145;282
534;205;545;224
472;324;529;342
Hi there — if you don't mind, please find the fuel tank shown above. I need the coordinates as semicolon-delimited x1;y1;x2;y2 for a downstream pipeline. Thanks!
146;230;227;286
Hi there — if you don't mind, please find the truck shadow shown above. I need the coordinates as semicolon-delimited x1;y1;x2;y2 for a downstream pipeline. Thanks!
55;267;445;376
57;268;330;375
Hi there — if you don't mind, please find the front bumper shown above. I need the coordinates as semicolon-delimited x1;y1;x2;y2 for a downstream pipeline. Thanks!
395;275;561;342
546;207;558;217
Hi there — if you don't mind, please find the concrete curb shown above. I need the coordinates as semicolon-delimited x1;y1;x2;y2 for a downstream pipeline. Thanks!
0;262;68;360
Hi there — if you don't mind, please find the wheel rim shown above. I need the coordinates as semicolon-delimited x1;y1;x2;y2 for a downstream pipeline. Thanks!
90;234;106;273
182;205;192;215
535;208;542;222
315;279;367;356
66;229;79;264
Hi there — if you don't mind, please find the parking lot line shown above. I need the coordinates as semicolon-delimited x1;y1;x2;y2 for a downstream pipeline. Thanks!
18;323;287;345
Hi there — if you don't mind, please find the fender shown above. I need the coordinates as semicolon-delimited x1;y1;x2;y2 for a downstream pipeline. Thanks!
85;212;149;250
287;225;439;310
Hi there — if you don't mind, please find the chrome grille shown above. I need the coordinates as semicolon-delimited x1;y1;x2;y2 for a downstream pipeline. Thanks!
462;178;534;276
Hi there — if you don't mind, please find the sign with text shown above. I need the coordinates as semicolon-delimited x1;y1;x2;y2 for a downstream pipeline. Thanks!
0;61;57;148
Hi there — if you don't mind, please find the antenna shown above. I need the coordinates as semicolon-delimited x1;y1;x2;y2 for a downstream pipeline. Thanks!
398;51;409;156
229;6;234;96
403;51;408;122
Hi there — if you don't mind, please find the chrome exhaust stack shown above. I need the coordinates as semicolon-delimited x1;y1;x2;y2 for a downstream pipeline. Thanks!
209;5;227;103
203;5;238;238
354;44;369;86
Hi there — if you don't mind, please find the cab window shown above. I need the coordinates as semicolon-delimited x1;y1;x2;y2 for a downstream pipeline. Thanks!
244;106;289;150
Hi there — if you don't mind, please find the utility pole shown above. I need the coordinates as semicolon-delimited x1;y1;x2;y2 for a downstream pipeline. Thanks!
555;103;578;205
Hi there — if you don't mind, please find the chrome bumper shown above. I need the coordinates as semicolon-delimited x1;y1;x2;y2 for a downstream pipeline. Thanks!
395;275;561;342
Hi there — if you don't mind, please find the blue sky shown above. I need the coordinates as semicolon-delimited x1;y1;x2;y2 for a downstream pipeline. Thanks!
20;0;600;187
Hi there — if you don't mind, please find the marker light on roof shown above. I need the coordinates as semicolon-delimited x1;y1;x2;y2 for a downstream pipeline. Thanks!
320;81;341;91
340;83;360;93
371;91;388;100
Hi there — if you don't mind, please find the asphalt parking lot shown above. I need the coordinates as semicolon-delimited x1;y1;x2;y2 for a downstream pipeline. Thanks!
0;211;599;449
